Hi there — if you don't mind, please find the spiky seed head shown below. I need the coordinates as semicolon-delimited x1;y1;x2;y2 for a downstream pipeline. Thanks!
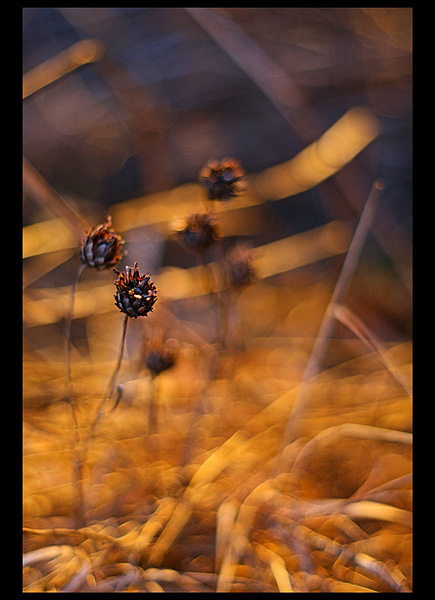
113;263;158;318
199;158;245;201
80;216;125;269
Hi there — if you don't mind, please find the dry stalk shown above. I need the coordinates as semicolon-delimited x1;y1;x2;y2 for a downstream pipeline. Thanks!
290;422;412;477
291;522;411;592
217;479;279;592
276;179;385;465
329;302;412;397
64;262;87;527
23;156;87;238
81;314;129;475
23;38;105;99
65;263;86;403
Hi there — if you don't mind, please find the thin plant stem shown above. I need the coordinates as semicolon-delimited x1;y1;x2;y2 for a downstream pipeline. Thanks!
78;313;129;524
104;313;129;406
63;261;86;527
65;262;86;402
148;373;158;434
89;313;129;439
329;302;412;398
23;156;87;238
275;179;385;467
199;252;221;344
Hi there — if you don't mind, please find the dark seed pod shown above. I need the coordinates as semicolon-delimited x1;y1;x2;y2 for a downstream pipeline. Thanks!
113;263;158;318
199;158;245;201
80;216;124;269
176;213;220;254
145;337;178;376
226;242;256;288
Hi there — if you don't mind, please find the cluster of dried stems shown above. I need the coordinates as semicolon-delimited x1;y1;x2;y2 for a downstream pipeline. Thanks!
60;159;253;526
23;9;412;591
23;163;412;591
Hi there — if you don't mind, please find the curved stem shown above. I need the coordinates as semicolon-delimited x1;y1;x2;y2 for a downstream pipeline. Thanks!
105;313;129;405
89;313;129;436
78;314;129;524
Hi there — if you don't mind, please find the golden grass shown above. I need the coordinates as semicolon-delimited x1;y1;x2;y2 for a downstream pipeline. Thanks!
23;88;411;591
23;264;412;591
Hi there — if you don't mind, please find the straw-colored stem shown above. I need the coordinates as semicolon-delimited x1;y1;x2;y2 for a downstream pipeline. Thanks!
104;313;129;406
276;179;384;463
65;262;86;402
63;261;86;527
148;373;158;434
78;313;129;524
89;313;129;439
329;302;412;398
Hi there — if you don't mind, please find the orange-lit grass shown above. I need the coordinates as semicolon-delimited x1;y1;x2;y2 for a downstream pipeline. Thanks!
23;275;412;592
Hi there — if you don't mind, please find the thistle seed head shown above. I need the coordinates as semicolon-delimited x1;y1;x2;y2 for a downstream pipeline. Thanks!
80;216;125;269
176;213;220;255
199;158;245;201
113;263;158;318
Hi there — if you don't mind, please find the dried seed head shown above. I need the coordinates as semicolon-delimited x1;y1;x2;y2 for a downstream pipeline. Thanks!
145;336;178;376
199;158;245;201
80;216;125;269
113;262;158;318
226;242;256;288
176;213;220;254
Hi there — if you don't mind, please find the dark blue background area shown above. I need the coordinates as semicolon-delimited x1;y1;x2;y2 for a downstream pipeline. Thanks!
23;8;412;245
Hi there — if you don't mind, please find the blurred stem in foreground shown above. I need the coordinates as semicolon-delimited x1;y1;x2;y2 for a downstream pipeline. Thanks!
64;262;86;527
74;313;129;525
76;264;158;524
275;179;385;470
63;217;125;526
64;263;86;402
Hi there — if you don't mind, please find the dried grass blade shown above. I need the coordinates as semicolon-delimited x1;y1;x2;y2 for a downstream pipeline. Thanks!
354;553;410;593
215;500;239;573
276;180;385;458
23;156;87;239
23;545;66;567
23;39;104;99
187;431;249;491
217;480;278;592
256;544;293;592
291;422;412;475
330;303;412;397
59;558;92;592
343;500;412;527
128;498;179;556
145;499;192;567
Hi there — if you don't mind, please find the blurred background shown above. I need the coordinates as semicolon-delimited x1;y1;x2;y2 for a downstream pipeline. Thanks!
23;8;412;593
23;8;412;216
23;6;412;347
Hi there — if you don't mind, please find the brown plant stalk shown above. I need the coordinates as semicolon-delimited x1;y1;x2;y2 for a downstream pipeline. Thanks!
275;179;385;468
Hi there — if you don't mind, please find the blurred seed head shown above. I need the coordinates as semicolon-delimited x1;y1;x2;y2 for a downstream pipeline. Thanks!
175;213;220;255
145;335;179;376
113;262;158;318
199;158;245;201
226;242;256;288
80;215;125;269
